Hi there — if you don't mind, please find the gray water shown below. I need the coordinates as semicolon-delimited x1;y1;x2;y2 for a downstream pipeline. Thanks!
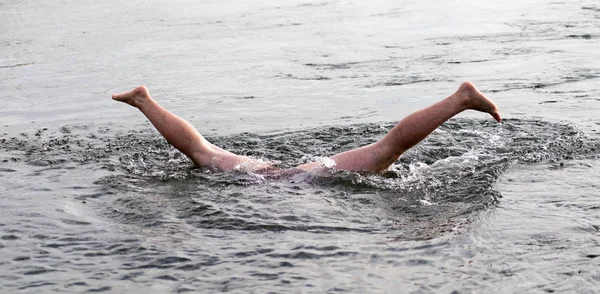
1;0;600;293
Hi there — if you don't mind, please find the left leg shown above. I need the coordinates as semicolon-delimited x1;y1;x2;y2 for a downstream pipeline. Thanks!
298;82;501;173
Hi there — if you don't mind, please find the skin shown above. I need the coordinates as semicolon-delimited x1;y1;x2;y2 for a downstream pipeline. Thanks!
112;81;501;174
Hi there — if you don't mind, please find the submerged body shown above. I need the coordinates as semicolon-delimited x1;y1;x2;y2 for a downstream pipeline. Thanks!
112;82;501;173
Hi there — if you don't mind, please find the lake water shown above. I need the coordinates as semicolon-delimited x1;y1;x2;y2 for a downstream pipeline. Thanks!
1;0;599;293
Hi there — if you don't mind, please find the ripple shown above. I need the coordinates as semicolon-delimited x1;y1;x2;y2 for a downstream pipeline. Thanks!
22;267;58;275
1;118;598;292
1;235;19;240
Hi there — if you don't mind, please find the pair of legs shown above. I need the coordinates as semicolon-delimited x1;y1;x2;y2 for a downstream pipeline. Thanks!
112;82;501;174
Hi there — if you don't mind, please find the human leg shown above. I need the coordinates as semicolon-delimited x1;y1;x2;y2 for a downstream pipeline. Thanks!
112;86;265;171
313;82;501;173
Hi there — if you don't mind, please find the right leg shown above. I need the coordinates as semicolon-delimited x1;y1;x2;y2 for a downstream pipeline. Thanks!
112;86;269;171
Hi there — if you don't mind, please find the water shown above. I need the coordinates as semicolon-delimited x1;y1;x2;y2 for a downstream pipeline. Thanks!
1;0;600;293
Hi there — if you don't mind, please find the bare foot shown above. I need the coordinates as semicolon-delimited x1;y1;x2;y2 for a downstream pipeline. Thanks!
457;81;502;122
112;86;151;108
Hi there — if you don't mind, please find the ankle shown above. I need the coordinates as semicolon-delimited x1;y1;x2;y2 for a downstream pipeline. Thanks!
132;86;151;108
455;81;478;109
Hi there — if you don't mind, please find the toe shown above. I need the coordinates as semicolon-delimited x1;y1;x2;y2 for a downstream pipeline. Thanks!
492;112;502;122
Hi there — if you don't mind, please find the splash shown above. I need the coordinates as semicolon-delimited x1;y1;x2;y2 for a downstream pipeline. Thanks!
1;118;596;240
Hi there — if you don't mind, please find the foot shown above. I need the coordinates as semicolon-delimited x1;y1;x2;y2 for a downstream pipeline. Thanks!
456;81;502;122
112;86;151;108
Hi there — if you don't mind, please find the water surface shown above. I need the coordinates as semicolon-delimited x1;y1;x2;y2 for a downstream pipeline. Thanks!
1;0;599;292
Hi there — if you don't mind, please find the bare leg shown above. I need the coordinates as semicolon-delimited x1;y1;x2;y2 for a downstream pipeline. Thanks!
301;82;501;173
112;86;269;171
